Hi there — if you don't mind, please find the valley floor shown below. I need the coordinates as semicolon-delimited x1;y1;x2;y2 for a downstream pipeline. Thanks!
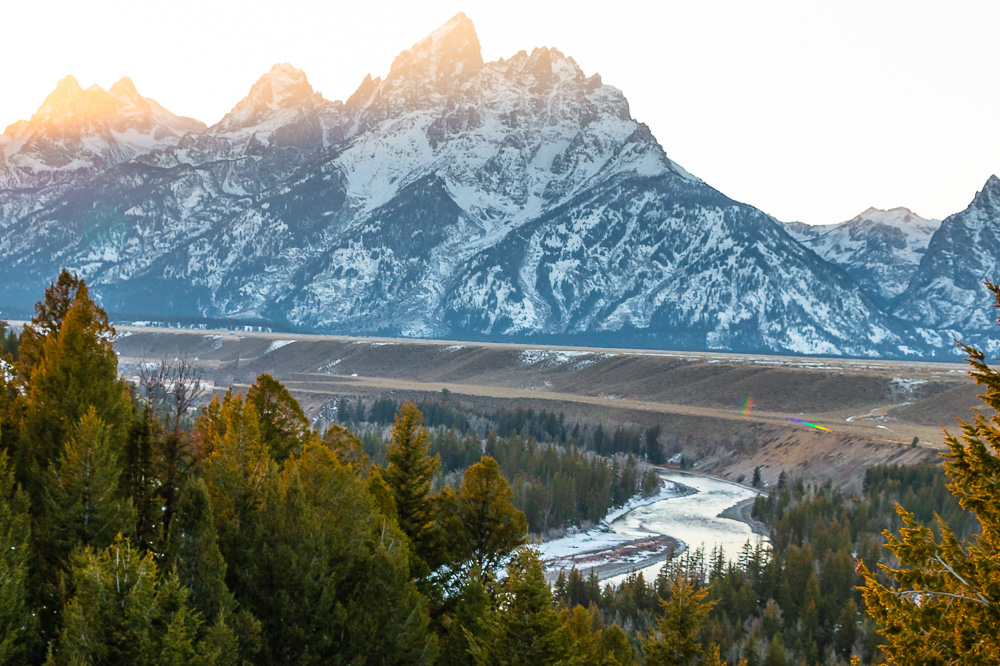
103;324;970;490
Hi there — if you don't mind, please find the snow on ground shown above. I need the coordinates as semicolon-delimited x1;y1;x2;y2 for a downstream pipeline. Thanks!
518;349;592;367
318;358;343;372
890;377;928;395
266;339;296;353
537;479;681;561
440;345;465;352
204;334;224;350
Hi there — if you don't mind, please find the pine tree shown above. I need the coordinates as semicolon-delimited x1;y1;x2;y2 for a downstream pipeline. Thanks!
0;451;37;662
438;578;492;666
166;478;236;623
643;574;716;666
599;623;637;665
51;535;235;665
41;408;135;556
383;401;441;570
467;547;569;665
453;456;527;579
199;393;274;561
247;373;310;462
0;352;26;505
166;477;258;661
323;423;369;469
762;634;787;666
122;406;160;552
22;282;130;474
470;548;568;665
16;269;88;384
859;281;1000;664
237;442;435;663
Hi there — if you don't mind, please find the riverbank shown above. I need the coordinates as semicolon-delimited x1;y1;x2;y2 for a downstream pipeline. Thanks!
543;535;685;583
719;497;770;538
538;477;691;581
542;468;769;585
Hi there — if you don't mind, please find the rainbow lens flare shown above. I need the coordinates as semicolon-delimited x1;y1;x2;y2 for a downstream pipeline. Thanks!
785;417;831;432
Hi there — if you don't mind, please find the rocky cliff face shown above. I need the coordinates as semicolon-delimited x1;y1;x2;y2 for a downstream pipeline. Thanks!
0;13;993;358
890;176;1000;352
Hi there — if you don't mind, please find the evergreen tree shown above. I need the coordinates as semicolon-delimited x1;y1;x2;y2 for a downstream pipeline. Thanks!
600;623;637;665
383;401;441;570
762;634;787;666
470;548;568;665
560;605;602;665
453;456;528;579
166;477;257;660
859;282;1000;665
336;397;350;423
323;423;369;469
0;320;20;361
436;577;492;666
200;393;274;562
51;535;235;665
247;373;310;462
23;282;130;475
643;575;716;666
0;451;37;662
40;408;135;558
122;406;160;552
16;270;87;384
239;443;435;664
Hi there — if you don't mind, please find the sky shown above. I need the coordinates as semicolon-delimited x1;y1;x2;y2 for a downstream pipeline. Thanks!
2;0;998;224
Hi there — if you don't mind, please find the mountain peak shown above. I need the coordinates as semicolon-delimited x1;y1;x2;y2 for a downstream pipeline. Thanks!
247;63;315;110
386;13;483;86
851;206;936;227
53;75;83;95
213;63;325;134
971;174;1000;210
109;76;140;100
983;174;1000;194
22;77;120;136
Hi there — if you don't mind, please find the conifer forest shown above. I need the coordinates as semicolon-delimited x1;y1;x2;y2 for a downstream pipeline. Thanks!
1;272;998;664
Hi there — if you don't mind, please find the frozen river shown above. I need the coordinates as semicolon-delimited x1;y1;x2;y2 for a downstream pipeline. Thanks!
540;468;768;585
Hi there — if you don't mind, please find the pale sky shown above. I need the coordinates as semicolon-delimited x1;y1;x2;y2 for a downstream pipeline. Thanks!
3;0;998;224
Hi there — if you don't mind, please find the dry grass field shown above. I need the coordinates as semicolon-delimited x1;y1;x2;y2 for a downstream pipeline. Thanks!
111;326;986;491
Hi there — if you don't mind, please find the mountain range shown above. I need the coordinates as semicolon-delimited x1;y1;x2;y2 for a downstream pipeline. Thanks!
1;13;997;359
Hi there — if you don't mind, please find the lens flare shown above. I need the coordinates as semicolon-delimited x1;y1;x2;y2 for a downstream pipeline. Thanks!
785;417;831;432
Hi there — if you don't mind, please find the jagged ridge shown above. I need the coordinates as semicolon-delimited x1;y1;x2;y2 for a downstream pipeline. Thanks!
0;13;995;359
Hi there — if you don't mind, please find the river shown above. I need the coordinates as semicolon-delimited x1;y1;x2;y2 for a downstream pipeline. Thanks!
540;468;769;585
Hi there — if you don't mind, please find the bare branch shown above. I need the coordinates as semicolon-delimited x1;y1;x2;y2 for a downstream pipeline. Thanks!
895;589;992;607
932;555;993;606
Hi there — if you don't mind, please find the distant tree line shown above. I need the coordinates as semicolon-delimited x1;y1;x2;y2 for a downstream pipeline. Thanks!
336;396;668;461
0;319;18;361
334;397;659;535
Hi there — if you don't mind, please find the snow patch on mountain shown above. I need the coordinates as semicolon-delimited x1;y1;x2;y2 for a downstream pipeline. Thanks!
786;207;940;304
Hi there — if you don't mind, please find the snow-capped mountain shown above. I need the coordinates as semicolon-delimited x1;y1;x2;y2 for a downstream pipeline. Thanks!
0;13;991;358
786;208;941;306
892;176;1000;342
0;75;204;189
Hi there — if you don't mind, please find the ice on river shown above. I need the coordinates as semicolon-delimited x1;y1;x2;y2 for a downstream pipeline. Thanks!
540;469;768;585
538;479;683;561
